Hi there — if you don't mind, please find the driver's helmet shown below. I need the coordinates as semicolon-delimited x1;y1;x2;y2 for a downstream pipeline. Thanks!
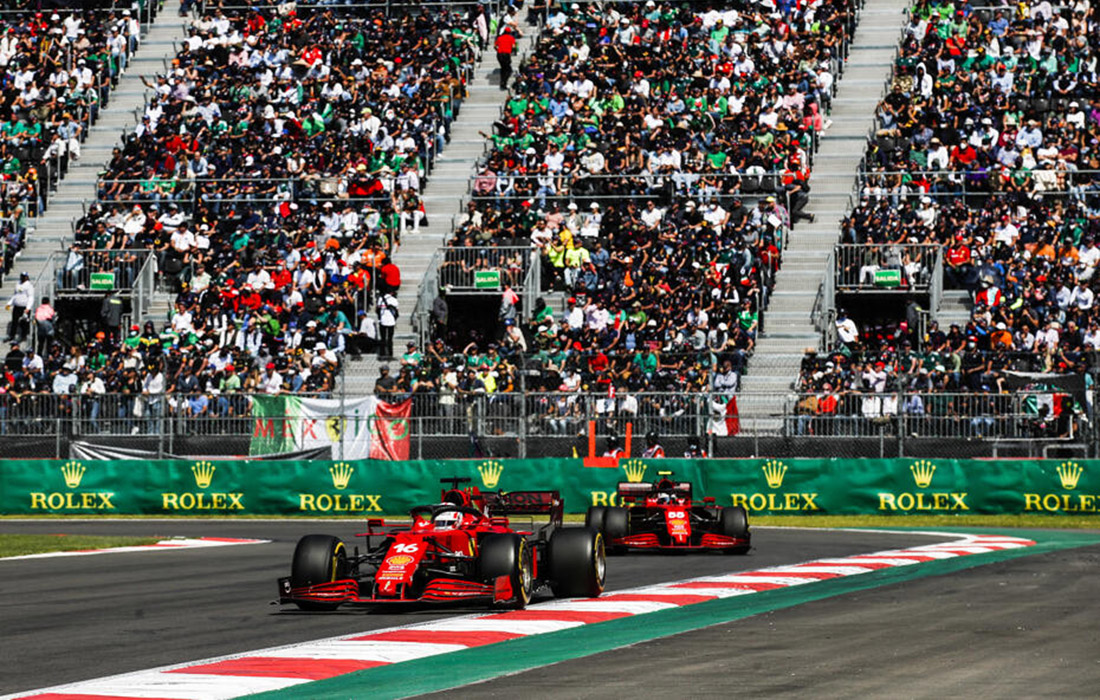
656;492;673;504
433;509;464;531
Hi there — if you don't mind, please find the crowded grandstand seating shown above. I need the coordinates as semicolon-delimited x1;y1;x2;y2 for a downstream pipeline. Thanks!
0;7;144;270
43;5;486;412
795;0;1097;437
423;0;854;413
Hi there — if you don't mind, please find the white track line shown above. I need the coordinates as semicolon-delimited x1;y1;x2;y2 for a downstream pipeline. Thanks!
1;537;269;561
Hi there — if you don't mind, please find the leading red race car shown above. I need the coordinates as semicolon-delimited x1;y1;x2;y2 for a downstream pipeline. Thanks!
586;472;750;554
278;478;606;611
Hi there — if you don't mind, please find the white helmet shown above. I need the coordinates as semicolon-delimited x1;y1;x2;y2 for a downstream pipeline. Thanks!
433;510;462;531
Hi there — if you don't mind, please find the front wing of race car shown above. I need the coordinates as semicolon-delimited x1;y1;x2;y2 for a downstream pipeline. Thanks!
278;575;513;607
610;531;746;550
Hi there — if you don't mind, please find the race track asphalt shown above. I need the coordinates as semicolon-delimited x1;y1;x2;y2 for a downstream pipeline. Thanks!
0;520;947;695
422;540;1100;699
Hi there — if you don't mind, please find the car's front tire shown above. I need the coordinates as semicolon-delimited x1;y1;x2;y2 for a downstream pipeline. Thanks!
602;506;629;554
290;534;347;610
548;528;606;598
585;505;607;530
720;506;750;554
479;533;532;609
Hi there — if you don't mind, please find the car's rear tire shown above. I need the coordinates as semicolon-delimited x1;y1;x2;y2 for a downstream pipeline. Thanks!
479;533;532;609
602;506;629;554
548;528;606;598
585;505;607;531
720;506;750;554
290;534;347;610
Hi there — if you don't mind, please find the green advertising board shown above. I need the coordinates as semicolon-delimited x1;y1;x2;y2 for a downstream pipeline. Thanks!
873;269;902;288
2;457;1098;516
89;272;115;291
473;270;500;289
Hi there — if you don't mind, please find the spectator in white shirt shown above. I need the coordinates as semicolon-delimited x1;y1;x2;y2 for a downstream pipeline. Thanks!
1069;281;1094;311
52;365;78;394
1078;237;1100;281
170;223;196;256
836;309;860;345
640;200;664;229
262;362;284;394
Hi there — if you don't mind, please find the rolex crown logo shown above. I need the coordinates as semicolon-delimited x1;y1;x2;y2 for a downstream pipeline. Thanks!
1056;461;1083;490
61;461;86;489
330;462;354;490
910;460;936;489
622;459;647;484
762;460;787;489
478;460;504;489
191;461;216;489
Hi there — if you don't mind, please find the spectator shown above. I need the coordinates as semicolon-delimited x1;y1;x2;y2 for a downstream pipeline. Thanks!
6;272;33;344
33;297;56;355
495;26;517;90
377;291;399;360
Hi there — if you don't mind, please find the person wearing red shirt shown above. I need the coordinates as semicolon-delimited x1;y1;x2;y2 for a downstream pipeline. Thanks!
270;262;293;292
495;27;517;90
247;12;265;34
164;134;188;153
815;383;839;436
974;284;1002;307
219;280;241;313
301;46;323;67
945;235;976;289
238;285;263;313
588;349;609;375
950;142;978;167
780;154;814;223
347;266;369;291
380;258;401;294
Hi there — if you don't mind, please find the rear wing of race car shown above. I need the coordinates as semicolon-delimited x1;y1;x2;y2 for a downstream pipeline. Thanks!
617;481;693;502
483;490;563;527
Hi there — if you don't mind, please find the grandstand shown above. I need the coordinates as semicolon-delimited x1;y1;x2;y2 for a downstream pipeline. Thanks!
0;0;1094;460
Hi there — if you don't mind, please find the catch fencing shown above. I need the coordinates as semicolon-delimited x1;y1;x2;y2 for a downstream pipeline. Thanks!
0;389;1091;460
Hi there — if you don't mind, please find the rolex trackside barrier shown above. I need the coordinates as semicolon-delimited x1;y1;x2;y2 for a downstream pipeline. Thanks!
4;458;1100;517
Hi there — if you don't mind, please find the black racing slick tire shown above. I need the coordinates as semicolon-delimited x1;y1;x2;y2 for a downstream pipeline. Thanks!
585;506;607;531
479;533;532;609
290;534;347;610
720;506;750;554
548;528;606;598
602;506;629;554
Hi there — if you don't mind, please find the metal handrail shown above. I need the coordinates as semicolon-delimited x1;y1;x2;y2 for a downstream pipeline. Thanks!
54;249;155;297
832;243;940;291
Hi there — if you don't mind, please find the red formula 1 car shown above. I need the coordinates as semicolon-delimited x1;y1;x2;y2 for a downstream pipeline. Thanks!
278;478;605;611
586;472;750;554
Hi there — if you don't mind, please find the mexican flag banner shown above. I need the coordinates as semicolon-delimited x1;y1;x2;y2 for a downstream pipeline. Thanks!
707;395;740;436
250;396;411;460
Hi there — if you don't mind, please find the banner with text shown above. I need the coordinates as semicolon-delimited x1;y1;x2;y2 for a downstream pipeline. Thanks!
2;457;1098;516
249;395;380;459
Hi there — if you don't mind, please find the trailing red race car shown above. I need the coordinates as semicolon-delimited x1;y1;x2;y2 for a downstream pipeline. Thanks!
586;472;750;554
278;478;605;611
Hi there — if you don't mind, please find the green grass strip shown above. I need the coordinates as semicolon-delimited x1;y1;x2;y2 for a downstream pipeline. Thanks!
0;534;160;557
248;528;1100;700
